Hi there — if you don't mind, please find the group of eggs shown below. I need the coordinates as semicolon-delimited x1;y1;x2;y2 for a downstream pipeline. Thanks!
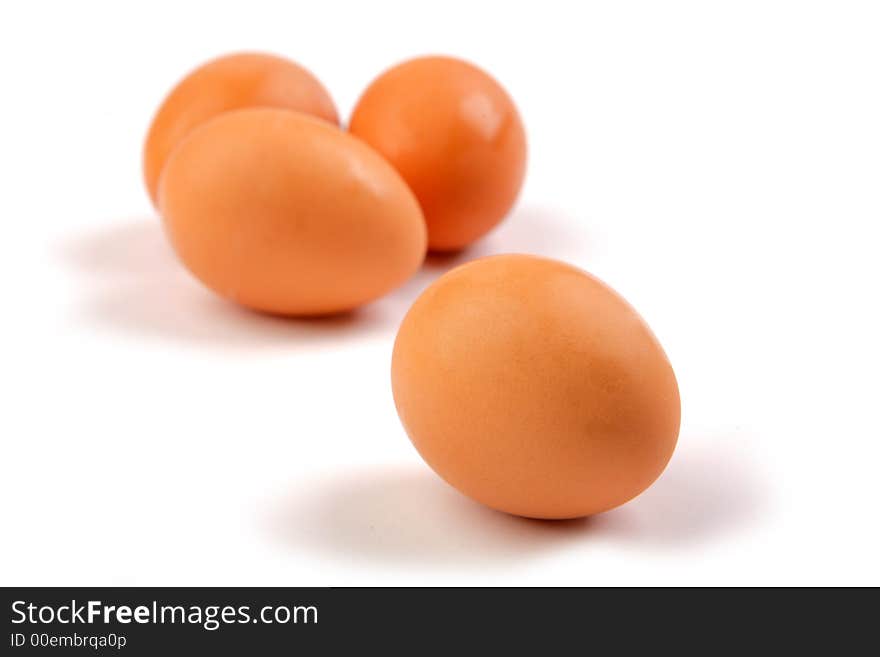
144;53;680;520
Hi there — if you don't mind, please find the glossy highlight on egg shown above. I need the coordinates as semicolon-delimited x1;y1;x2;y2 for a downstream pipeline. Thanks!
350;56;527;252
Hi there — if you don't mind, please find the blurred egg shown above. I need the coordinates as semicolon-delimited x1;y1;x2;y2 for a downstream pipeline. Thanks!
392;254;680;519
143;52;338;206
349;56;527;252
158;108;426;316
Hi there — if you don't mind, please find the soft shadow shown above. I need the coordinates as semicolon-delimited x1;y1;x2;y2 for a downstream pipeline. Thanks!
58;219;392;349
422;204;594;268
61;220;174;278
592;435;766;546
267;436;764;568
266;466;591;569
479;204;594;261
59;205;591;347
372;204;594;319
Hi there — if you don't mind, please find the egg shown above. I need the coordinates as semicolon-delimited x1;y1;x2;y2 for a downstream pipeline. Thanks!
143;52;338;206
391;254;680;519
349;56;527;252
158;108;427;316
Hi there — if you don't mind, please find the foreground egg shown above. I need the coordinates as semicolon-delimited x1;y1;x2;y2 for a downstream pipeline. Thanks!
144;52;338;206
349;56;527;252
159;108;426;315
391;255;680;519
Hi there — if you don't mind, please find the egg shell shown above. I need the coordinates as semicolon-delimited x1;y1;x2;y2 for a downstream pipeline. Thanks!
158;108;427;316
143;52;338;206
391;254;680;519
349;56;527;252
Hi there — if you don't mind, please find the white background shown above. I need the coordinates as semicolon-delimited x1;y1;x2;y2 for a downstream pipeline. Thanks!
1;0;878;586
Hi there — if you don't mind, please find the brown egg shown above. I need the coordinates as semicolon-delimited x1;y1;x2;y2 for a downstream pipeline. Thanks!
349;56;527;252
391;255;680;519
158;108;426;316
143;52;338;207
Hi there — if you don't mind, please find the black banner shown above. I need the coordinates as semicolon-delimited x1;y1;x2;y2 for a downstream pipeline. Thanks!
1;587;874;653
